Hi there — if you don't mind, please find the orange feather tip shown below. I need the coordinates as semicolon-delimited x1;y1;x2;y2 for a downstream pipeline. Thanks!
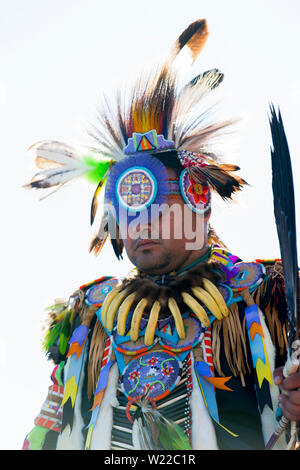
66;342;85;360
90;390;105;411
176;19;209;62
249;322;264;341
205;376;233;391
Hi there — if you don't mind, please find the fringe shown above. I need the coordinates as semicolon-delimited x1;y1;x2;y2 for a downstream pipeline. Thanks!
193;342;204;362
87;318;109;398
211;319;222;375
211;302;250;386
210;260;289;385
252;262;288;359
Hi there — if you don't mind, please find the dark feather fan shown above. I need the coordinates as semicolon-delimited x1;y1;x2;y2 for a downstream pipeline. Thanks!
269;104;299;348
186;162;246;200
264;105;300;452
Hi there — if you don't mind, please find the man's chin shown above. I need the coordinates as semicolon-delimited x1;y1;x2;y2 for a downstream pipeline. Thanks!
133;249;171;274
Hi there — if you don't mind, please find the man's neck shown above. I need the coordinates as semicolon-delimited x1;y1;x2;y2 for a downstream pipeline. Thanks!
171;243;212;274
141;242;212;277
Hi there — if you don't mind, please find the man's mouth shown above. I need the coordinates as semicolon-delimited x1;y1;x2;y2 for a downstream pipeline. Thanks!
134;239;160;250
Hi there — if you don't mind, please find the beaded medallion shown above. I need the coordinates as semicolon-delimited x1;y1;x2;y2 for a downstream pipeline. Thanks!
121;350;182;401
226;262;265;291
116;167;157;212
111;354;193;450
216;283;233;305
160;316;203;352
86;278;119;305
179;169;211;214
112;330;158;356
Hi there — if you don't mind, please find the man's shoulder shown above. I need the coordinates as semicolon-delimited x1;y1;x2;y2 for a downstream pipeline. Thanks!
79;276;120;306
41;275;120;364
211;249;287;315
211;247;283;297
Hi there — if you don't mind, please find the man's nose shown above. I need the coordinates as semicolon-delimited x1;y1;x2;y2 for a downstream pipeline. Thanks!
132;221;151;239
130;216;160;240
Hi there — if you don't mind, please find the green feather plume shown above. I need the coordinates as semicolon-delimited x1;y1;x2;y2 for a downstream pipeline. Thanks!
42;302;75;357
135;398;192;450
81;155;111;184
156;418;192;450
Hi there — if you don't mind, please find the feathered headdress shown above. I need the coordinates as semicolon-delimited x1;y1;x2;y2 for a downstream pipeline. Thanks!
25;19;246;259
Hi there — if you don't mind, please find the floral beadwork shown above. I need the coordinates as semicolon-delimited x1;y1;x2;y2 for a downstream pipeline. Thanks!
162;365;174;376
121;350;182;400
187;177;210;205
179;169;211;214
128;370;140;381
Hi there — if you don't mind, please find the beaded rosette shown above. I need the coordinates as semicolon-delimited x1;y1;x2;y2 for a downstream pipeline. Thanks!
122;350;182;401
180;169;211;214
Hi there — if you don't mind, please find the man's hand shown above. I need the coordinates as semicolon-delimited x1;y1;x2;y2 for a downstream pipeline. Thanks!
274;367;300;421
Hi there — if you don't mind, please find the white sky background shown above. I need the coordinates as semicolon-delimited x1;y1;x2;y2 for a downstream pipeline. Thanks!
0;0;300;450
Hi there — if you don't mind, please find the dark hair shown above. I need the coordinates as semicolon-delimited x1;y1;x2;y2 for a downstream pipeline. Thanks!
155;151;183;177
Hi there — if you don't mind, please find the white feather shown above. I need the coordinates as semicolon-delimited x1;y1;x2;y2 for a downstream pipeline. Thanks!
30;140;83;161
31;167;88;187
91;363;119;450
56;347;88;450
190;352;219;450
258;308;287;450
35;149;86;168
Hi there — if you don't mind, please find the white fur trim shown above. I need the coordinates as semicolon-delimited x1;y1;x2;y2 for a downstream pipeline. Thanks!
258;307;287;450
56;347;87;450
90;363;119;450
190;352;218;450
132;420;141;450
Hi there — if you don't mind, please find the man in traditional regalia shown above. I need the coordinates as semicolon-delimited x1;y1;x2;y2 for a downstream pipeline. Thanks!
22;20;300;451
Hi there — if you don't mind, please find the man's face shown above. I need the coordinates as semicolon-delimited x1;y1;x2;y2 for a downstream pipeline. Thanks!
120;167;209;274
